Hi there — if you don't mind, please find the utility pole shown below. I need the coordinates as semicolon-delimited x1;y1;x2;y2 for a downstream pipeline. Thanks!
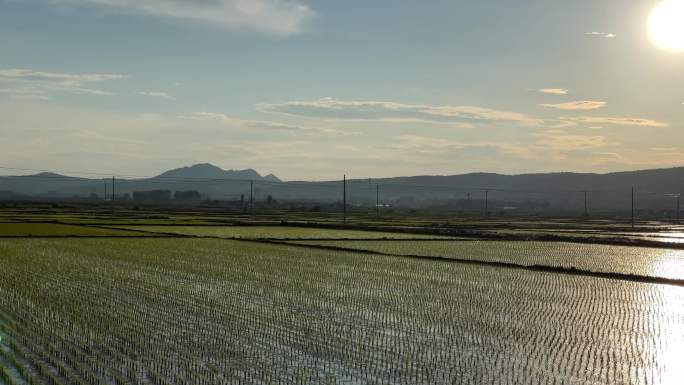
631;187;635;230
376;184;380;218
343;175;347;224
665;193;681;224
250;180;254;218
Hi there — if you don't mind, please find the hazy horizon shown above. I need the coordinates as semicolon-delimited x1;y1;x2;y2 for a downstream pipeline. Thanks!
1;0;683;180
3;162;684;184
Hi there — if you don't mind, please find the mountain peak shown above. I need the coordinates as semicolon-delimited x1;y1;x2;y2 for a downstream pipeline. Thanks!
27;172;70;179
263;174;283;183
155;163;279;182
190;163;222;171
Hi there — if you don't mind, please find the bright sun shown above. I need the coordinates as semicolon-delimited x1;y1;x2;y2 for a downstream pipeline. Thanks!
649;0;684;52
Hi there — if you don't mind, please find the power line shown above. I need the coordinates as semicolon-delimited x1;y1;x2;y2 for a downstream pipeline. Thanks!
632;186;635;229
343;175;347;224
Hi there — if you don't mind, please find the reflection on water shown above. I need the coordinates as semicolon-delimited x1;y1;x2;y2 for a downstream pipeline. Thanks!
637;232;684;239
618;232;684;244
653;232;684;244
648;284;684;385
651;250;684;279
653;238;684;244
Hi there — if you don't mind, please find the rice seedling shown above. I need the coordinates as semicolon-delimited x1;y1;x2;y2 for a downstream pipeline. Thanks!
0;223;154;237
0;238;682;384
285;240;684;280
113;226;451;240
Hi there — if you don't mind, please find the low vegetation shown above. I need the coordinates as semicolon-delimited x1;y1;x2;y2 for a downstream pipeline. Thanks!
113;225;453;240
0;223;153;237
284;240;684;280
1;238;683;384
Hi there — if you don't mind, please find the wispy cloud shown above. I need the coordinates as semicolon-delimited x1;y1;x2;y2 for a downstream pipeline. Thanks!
2;101;680;179
534;133;608;151
586;32;616;38
392;135;466;150
0;68;123;83
258;97;542;126
547;120;579;129
561;116;668;127
138;91;175;100
0;68;124;99
541;101;607;110
0;88;51;100
538;88;568;95
50;0;315;36
651;147;677;152
181;111;303;130
384;135;535;163
179;111;359;137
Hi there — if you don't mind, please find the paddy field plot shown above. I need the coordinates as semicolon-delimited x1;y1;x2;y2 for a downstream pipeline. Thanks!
486;229;684;245
286;240;684;281
0;223;154;237
113;225;452;239
1;238;683;385
601;231;684;245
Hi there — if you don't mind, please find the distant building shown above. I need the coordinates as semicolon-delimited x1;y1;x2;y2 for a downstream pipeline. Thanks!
0;191;24;200
133;190;172;203
174;190;201;201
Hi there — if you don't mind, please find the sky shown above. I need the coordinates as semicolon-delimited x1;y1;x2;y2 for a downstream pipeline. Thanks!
0;0;683;180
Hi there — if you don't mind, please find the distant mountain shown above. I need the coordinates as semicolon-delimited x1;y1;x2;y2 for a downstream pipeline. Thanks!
263;174;282;183
0;164;281;199
0;172;91;197
155;163;274;182
26;172;75;179
0;164;682;214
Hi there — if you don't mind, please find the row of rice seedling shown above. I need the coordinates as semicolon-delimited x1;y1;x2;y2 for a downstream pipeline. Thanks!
284;240;684;281
112;225;451;240
484;229;684;245
0;238;682;384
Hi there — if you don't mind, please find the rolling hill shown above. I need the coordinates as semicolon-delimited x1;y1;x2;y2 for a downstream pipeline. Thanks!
0;164;682;213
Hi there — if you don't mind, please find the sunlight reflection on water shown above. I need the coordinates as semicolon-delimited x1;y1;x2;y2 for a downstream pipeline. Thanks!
648;284;684;385
651;250;684;279
651;232;684;244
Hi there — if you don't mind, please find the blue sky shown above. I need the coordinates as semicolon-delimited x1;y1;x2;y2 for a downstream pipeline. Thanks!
0;0;682;180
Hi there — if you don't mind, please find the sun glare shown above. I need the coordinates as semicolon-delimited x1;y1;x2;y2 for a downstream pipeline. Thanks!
649;0;684;52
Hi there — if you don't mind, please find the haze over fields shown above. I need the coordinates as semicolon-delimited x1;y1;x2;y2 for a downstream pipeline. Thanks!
1;163;682;213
